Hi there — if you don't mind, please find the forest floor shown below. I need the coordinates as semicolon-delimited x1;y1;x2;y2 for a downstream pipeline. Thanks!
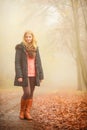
0;88;87;130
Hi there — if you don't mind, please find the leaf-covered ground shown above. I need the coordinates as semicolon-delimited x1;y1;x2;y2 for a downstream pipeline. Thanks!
33;92;87;130
0;89;87;130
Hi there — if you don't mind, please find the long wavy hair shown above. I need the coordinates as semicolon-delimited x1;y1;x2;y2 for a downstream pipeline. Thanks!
23;31;37;58
23;31;37;49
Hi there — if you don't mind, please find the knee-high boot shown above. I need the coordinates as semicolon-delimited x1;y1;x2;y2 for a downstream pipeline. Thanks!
19;98;27;119
25;99;33;120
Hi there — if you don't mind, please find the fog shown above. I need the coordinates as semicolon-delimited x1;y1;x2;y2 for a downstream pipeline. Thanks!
0;0;87;92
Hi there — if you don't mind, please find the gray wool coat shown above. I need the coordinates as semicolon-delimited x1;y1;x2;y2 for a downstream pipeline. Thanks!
14;43;44;87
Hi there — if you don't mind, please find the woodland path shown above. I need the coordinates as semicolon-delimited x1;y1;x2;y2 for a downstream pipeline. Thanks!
0;88;87;130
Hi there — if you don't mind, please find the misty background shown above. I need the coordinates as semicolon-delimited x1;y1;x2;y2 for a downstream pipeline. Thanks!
0;0;87;93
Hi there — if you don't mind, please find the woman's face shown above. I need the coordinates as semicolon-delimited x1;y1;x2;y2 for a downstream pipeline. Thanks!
24;33;33;44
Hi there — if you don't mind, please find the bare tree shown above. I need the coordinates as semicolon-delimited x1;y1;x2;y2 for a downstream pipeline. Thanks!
71;0;87;90
46;0;87;91
80;0;87;31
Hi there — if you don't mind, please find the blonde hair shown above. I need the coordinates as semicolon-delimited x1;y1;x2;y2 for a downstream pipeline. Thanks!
23;31;37;49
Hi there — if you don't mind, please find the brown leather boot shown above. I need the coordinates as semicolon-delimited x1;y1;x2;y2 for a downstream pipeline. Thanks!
25;99;33;120
19;98;27;119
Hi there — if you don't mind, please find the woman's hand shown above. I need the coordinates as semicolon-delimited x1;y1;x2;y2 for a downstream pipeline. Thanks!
18;78;23;82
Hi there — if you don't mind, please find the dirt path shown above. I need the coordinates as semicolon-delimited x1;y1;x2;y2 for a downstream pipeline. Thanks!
0;88;87;130
0;88;34;130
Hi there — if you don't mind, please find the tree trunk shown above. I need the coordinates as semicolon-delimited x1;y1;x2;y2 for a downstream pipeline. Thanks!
71;0;87;91
76;58;82;90
80;0;87;31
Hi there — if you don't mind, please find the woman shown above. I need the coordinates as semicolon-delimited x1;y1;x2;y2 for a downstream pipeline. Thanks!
14;31;44;120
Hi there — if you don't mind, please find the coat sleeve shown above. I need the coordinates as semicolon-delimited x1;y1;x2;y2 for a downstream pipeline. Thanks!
15;48;23;78
37;48;44;80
